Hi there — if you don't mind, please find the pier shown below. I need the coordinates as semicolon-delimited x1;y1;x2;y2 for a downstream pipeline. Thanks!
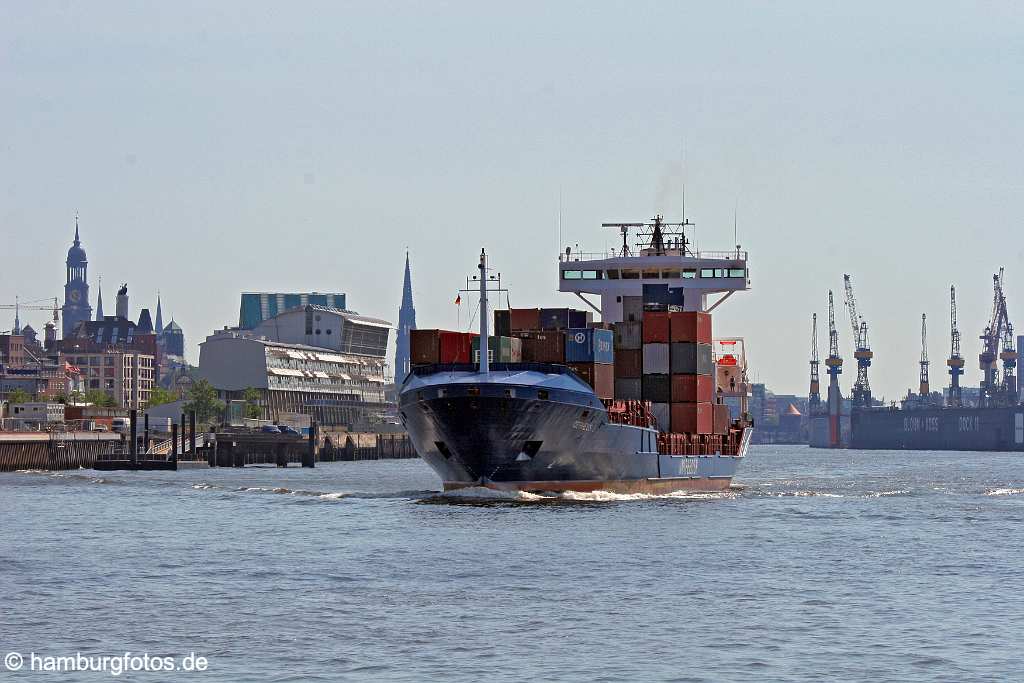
0;432;122;472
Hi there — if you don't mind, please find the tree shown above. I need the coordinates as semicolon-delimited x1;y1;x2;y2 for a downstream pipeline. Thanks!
183;379;225;426
147;386;178;408
83;389;117;408
7;389;32;405
242;387;263;419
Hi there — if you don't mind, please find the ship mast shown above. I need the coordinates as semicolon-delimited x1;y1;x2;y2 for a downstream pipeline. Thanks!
478;248;489;374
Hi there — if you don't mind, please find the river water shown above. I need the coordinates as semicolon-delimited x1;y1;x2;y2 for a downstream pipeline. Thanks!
2;446;1023;681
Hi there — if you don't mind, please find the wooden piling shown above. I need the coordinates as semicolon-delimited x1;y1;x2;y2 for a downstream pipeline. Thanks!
302;422;316;467
129;409;138;465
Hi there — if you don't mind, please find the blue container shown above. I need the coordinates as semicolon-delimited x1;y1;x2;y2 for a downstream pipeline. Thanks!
642;283;669;305
565;328;614;364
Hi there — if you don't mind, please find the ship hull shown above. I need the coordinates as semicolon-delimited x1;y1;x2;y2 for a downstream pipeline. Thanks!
399;364;744;494
850;406;1024;451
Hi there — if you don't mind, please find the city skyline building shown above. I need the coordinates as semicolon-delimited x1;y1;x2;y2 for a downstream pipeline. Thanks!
238;292;347;330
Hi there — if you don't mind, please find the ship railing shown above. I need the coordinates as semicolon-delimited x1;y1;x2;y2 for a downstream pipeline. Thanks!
560;249;748;262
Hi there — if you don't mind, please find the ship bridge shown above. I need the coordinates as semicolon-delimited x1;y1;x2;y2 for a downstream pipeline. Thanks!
559;216;749;322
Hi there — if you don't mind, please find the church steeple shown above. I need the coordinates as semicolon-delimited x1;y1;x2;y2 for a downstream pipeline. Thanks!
394;250;417;384
62;213;92;338
155;292;164;333
95;278;104;320
13;298;20;336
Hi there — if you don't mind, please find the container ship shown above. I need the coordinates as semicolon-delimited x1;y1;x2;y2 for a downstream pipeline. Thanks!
398;215;753;494
809;270;1024;451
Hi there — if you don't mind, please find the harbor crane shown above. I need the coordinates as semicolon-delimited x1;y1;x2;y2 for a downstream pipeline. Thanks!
919;313;930;398
824;291;844;446
825;291;843;380
842;274;873;407
979;268;1018;407
947;285;964;407
809;313;821;413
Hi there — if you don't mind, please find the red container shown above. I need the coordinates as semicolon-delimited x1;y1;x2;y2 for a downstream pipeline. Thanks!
439;331;476;363
568;362;615;400
669;311;712;344
510;308;541;331
642;311;670;343
670;402;713;434
519;332;565;363
614;349;642;379
671;374;714;403
713;403;731;435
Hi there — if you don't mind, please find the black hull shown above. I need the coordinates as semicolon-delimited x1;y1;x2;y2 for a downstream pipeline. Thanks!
851;406;1024;451
399;364;744;493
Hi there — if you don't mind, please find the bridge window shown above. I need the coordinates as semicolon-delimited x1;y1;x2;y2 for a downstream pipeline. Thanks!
621;270;640;279
562;270;582;280
662;270;681;279
606;269;619;279
682;269;697;279
728;268;746;278
700;268;715;278
642;270;660;279
581;270;601;280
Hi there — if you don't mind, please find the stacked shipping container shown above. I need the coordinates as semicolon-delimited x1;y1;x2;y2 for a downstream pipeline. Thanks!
410;329;478;365
668;311;719;435
564;327;614;399
413;304;731;440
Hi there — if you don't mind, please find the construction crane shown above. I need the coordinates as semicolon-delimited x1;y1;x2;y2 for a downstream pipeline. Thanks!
0;297;60;334
919;313;930;398
947;285;964;407
979;268;1017;407
809;313;821;414
842;274;873;407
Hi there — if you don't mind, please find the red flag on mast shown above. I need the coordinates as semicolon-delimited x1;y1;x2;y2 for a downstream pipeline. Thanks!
455;294;461;305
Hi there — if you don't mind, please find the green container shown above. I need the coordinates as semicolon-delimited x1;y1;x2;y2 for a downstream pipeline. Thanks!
471;336;523;363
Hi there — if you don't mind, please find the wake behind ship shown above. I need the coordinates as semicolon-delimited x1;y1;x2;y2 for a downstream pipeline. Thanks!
399;215;754;494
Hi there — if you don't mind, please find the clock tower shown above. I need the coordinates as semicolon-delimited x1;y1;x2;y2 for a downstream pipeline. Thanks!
62;216;93;338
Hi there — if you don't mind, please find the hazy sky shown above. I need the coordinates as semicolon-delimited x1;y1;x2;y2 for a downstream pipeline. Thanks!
3;2;1023;400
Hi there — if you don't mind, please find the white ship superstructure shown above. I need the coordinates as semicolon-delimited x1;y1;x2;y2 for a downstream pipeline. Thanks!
558;215;750;322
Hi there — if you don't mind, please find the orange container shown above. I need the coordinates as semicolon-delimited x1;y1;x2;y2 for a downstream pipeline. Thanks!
669;311;712;344
642;311;670;343
670;402;713;434
671;374;714;403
